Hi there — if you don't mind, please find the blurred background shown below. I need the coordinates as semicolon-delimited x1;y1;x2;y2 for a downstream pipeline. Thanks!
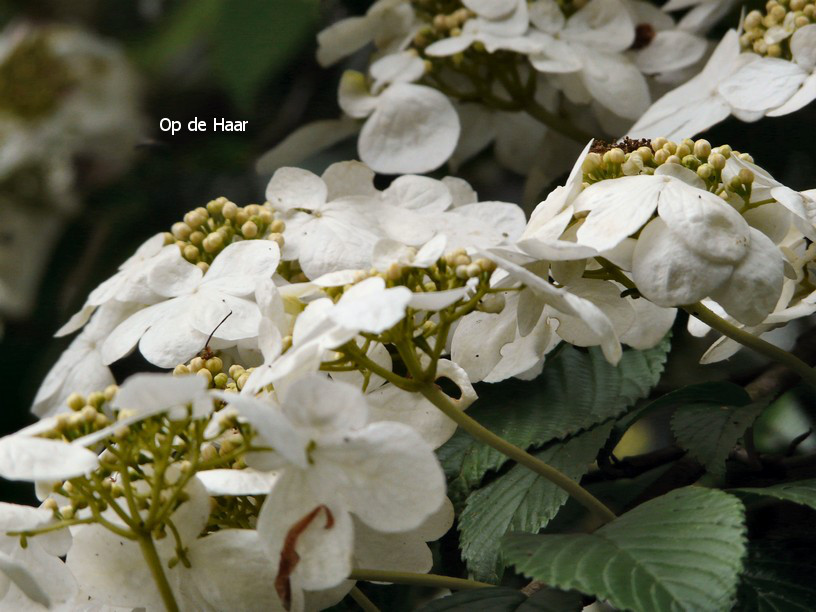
0;0;813;543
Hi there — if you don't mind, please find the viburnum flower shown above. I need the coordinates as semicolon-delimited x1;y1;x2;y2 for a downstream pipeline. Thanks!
101;240;280;367
662;0;740;34
526;0;651;122
573;167;785;324
764;24;816;116
216;375;446;607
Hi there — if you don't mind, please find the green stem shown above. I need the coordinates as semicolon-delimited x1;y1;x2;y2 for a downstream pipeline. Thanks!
683;302;816;389
418;383;617;524
137;533;179;612
350;569;491;590
349;586;381;612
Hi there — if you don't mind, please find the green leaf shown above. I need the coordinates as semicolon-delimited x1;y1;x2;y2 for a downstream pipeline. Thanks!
438;339;670;501
615;381;751;435
731;479;816;511
419;588;526;611
459;424;613;583
213;0;319;111
736;540;816;611
671;402;766;478
418;587;583;611
503;487;747;612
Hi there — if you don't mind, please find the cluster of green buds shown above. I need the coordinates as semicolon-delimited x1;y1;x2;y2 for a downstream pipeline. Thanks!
741;0;815;58
0;32;74;120
16;384;255;561
173;355;260;393
206;494;264;533
583;138;757;202
163;197;285;271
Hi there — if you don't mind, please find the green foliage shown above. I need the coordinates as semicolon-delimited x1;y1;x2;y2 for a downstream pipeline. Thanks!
736;540;816;611
503;487;747;612
213;0;319;111
419;587;583;611
671;401;766;478
438;338;670;502
731;479;816;510
459;424;613;583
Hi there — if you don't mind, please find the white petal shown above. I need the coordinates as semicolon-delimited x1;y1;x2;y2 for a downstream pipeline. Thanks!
147;246;202;298
366;385;457;449
575;175;662;251
766;73;816;116
791;24;816;71
359;83;460;174
424;34;476;57
321;422;446;532
656;178;750;263
0;436;98;481
317;16;376;67
529;0;566;33
552;279;634;347
618;293;677;350
257;472;354;592
338;70;378;118
718;58;807;112
203;241;280;293
580;52;650;119
281;375;369;434
382;175;452;213
0;503;53;532
331;278;412;333
370;51;425;90
566;0;635;51
743;203;793;244
256;118;360;175
113;373;209;418
452;308;517;382
410;287;470;310
322;161;378;200
464;0;518;19
636;30;707;74
709;228;784;325
0;550;51;608
632;217;733;306
266;167;328;212
195;469;279;496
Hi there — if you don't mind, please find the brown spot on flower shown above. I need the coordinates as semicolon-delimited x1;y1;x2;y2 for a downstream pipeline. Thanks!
275;505;335;610
631;23;656;50
590;137;651;155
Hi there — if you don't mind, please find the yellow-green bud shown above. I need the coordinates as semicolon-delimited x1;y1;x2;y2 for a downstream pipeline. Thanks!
206;356;223;374
171;222;192;240
465;263;481;278
654;149;669;164
267;233;284;247
222;201;238;219
241;220;258;238
270;219;285;233
697;163;713;179
651;137;668;151
189;356;205;372
675;143;691;158
173;364;190;376
228;364;245;379
87;391;105;408
197;261;209;274
66;393;85;412
206;197;226;216
104;385;118;401
236;373;249;390
80;405;97;422
201;444;218;462
203;232;224;253
42;498;58;512
666;154;681;165
183;245;199;262
475;257;496;273
738;168;755;184
581;152;602;173
213;372;228;388
693;139;711;158
708;152;726;169
604;148;625;164
184;211;206;228
197;368;213;384
59;506;74;520
235;210;249;226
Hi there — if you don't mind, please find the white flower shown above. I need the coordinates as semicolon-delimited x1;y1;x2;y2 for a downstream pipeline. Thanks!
101;240;280;367
55;233;168;337
765;25;816;116
266;163;383;279
662;0;740;34
528;0;651;120
218;375;446;602
338;71;461;174
32;302;134;418
424;0;540;57
0;432;98;482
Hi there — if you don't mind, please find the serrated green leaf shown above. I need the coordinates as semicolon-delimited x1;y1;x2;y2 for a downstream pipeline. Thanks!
460;424;613;583
419;587;526;611
671;402;766;478
438;339;670;501
418;587;583;611
731;479;816;511
213;0;318;111
503;487;747;612
736;540;816;611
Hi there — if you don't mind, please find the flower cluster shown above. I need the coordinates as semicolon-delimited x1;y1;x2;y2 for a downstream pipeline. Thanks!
310;0;706;175
2;131;814;608
0;23;144;329
632;2;816;139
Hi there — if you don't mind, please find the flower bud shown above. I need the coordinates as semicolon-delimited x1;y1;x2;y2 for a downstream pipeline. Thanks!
228;364;245;379
708;153;726;169
697;163;713;179
66;393;85;412
465;263;481;278
738;168;755;184
666;155;681;165
206;356;223;374
693;139;711;158
478;293;505;313
197;261;209;274
183;245;199;262
581;152;602;173
603;148;625;164
675;143;691;158
654;149;669;164
174;364;190;376
475;258;496;273
87;391;105;408
189;356;205;372
197;368;213;385
241;220;258;238
104;385;118;401
651;137;668;151
213;372;228;388
42;498;58;512
636;146;653;162
171;222;192;240
203;232;224;253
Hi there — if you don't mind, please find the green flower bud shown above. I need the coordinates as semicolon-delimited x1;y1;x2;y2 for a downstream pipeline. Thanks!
708;153;726;169
183;245;199;262
213;372;228;388
104;385;118;401
205;356;223;374
693;139;711;158
196;261;209;274
66;393;85;412
603;148;625;164
651;137;668;152
738;168;755;184
171;222;192;240
241;220;258;238
582;152;602;173
228;364;245;379
697;163;713;179
87;391;105;408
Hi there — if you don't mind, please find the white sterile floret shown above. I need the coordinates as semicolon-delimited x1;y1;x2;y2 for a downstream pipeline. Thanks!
766;25;816;116
0;432;98;482
101;240;280;367
217;375;446;605
424;0;541;57
32;301;135;418
527;0;651;121
662;0;740;34
337;70;460;174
